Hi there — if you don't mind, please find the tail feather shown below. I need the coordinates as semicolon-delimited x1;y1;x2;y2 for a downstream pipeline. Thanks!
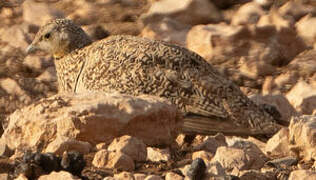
182;115;280;136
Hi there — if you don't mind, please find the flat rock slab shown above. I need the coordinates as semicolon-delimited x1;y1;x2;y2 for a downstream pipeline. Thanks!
1;93;182;152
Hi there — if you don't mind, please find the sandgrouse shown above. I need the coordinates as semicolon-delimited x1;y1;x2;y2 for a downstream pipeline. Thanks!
26;19;281;136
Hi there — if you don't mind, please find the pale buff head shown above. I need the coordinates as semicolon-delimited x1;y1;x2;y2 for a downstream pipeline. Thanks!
26;19;92;58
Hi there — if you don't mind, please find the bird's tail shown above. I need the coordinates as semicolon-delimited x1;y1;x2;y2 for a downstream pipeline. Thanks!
181;114;280;136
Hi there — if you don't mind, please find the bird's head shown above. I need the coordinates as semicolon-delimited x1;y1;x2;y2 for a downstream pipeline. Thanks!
26;19;92;59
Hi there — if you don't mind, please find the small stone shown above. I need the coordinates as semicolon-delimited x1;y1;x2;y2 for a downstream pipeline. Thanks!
60;151;85;176
238;170;270;180
265;128;292;157
22;0;64;26
141;0;222;26
0;173;9;180
33;152;60;173
231;2;265;25
239;59;276;79
45;136;91;155
193;134;227;154
296;14;316;46
96;143;107;150
134;173;147;180
186;158;206;180
212;146;264;173
144;175;163;180
205;161;226;177
165;172;183;180
108;135;147;162
36;66;57;82
14;174;28;180
114;171;134;180
175;134;186;147
288;170;316;180
192;151;213;163
147;147;171;162
92;150;135;171
141;17;191;47
289;115;316;161
103;177;116;180
38;171;80;180
286;81;316;115
266;156;298;168
0;139;13;157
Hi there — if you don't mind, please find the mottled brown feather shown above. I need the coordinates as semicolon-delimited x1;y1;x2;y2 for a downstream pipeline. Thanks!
28;19;281;136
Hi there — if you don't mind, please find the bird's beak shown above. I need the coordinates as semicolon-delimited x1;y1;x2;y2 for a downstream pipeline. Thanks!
25;44;38;54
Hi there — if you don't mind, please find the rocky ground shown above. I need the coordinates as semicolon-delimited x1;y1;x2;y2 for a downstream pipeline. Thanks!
0;0;315;179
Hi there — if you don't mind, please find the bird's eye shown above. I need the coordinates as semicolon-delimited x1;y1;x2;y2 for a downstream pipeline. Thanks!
44;33;51;39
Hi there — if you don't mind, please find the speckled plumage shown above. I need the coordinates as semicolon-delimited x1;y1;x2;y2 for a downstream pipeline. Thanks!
27;19;281;136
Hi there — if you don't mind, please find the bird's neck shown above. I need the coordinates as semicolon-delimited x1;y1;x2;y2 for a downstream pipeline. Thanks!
54;50;86;93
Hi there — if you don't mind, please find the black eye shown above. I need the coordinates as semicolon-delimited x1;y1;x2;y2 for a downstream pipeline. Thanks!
44;33;51;39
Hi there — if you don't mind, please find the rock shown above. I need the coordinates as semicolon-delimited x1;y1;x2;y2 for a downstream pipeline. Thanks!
0;24;32;49
96;143;107;151
296;14;316;47
141;0;222;26
228;138;268;163
1;93;182;153
175;134;186;147
14;174;28;180
250;94;298;123
144;175;163;180
238;170;271;180
286;50;316;80
288;170;316;180
286;81;316;115
231;2;265;26
114;171;135;180
0;78;28;97
205;161;226;177
45;136;91;155
103;177;116;180
67;1;99;25
0;78;32;105
38;171;80;180
279;1;316;21
212;146;265;173
140;17;191;47
0;174;9;180
92;150;135;171
265;128;292;158
82;25;110;41
257;9;294;31
14;161;44;179
186;23;306;66
23;55;53;73
60;151;85;176
147;147;171;162
165;172;183;180
107;135;147;162
192;151;213;164
0;139;13;157
193;133;227;154
289;115;316;161
22;0;64;26
134;173;147;180
266;156;298;168
186;158;206;180
239;59;276;79
36;66;57;82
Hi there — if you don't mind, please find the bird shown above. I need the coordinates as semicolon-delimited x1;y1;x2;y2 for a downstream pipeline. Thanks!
26;18;281;136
